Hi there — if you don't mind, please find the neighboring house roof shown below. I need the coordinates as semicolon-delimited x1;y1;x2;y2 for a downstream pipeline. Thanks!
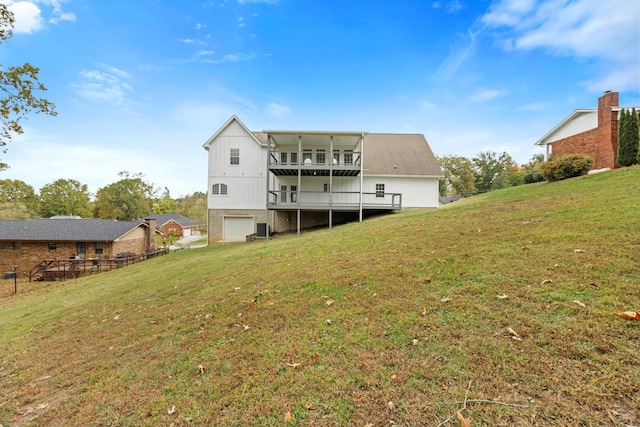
202;115;265;150
439;196;463;204
535;105;639;147
0;219;149;241
534;109;596;146
363;133;443;177
150;213;202;228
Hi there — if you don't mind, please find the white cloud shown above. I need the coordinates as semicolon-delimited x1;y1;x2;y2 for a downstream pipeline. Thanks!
6;0;75;32
433;29;478;81
469;88;504;102
196;50;216;56
482;0;640;91
266;103;291;118
7;1;43;33
72;66;134;104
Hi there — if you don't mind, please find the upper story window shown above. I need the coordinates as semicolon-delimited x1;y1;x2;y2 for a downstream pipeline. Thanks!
230;148;240;165
212;183;228;196
316;150;326;164
303;149;313;164
344;150;353;165
280;152;288;165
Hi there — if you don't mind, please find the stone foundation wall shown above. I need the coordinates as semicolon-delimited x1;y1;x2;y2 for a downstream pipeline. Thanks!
207;209;271;243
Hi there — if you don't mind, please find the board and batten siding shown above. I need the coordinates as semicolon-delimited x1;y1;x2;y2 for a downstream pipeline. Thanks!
207;120;267;210
363;176;439;208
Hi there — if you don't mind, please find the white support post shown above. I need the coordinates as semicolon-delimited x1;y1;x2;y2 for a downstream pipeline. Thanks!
359;133;364;222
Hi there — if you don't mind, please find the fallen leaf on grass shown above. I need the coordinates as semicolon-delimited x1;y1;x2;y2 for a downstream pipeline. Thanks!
310;353;321;362
326;319;332;325
390;371;397;379
305;402;313;409
198;364;205;375
574;249;585;253
412;338;419;346
284;410;295;422
422;305;427;315
285;362;301;368
36;403;48;410
441;297;452;303
326;299;334;306
573;300;586;308
387;401;394;409
440;384;449;391
507;327;522;341
353;395;363;402
456;410;471;427
614;311;640;321
496;294;508;299
168;405;176;415
242;323;250;330
540;279;553;285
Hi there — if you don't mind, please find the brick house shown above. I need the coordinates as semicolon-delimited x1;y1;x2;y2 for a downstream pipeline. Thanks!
0;218;158;275
535;91;640;169
151;213;204;238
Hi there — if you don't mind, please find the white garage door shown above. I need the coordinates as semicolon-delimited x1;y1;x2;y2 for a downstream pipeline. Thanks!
223;217;254;241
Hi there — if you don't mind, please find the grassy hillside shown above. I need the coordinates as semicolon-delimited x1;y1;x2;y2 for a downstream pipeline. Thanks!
1;167;639;426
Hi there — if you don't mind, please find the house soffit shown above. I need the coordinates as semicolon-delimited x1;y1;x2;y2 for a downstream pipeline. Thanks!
264;130;367;148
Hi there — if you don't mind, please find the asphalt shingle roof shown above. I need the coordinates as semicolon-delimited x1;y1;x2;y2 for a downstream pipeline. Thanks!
363;133;443;176
149;213;202;228
0;219;146;241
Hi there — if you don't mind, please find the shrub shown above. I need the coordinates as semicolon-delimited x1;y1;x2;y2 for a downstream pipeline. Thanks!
523;170;544;184
538;155;594;182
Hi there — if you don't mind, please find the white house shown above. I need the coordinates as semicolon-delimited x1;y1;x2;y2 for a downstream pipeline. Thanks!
203;116;443;242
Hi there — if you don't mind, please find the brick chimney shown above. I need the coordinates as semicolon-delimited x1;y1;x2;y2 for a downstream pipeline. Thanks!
596;91;619;168
144;218;158;253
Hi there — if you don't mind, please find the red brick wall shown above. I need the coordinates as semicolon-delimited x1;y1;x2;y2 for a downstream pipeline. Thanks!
552;92;619;169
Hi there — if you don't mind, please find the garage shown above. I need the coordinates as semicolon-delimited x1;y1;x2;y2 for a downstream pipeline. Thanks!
223;216;254;241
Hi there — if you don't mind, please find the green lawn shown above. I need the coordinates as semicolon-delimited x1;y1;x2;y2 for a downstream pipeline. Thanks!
1;167;639;426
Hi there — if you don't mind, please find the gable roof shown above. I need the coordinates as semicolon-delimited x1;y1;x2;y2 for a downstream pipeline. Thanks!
534;109;596;146
149;213;202;228
363;133;443;177
202;115;265;150
0;219;148;242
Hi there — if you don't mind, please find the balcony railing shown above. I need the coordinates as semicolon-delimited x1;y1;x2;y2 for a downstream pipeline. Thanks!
268;190;401;211
269;151;362;168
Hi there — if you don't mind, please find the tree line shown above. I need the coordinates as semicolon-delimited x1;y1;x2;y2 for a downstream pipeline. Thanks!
0;171;207;223
438;151;545;197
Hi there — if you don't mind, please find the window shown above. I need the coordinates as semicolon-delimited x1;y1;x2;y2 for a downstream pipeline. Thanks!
333;150;340;165
12;242;21;250
324;183;330;193
48;242;57;251
376;183;385;198
344;150;353;164
230;148;240;165
303;149;313;164
77;242;86;255
291;152;298;165
280;152;288;164
291;185;297;202
94;242;103;255
212;183;228;196
280;185;287;203
0;242;5;250
316;150;325;164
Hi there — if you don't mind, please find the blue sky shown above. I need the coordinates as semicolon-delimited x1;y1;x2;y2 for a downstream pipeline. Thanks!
2;0;639;197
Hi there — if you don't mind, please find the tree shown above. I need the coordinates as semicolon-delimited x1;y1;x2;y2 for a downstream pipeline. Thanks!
0;178;39;216
472;151;515;193
94;171;157;220
178;191;207;224
0;4;56;171
152;187;179;214
438;155;477;197
617;108;639;166
39;178;92;218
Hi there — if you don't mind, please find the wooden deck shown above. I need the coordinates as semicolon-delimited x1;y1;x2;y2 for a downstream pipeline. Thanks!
29;249;170;281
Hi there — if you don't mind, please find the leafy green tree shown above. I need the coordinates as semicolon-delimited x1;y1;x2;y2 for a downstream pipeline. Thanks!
0;178;39;216
0;4;56;171
39;178;92;218
152;187;179;214
617;108;639;166
437;155;477;197
472;151;515;192
178;191;207;224
0;201;30;219
94;171;157;220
